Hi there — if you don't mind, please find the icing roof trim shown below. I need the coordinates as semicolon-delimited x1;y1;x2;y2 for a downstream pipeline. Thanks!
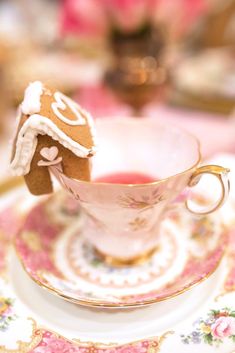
11;114;97;176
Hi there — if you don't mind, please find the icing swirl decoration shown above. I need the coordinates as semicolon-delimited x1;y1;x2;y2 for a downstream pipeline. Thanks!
52;92;86;126
10;81;97;177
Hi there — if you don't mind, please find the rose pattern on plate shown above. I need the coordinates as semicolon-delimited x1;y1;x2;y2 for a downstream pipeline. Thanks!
32;332;83;353
15;204;65;282
0;297;16;332
1;187;235;351
223;228;235;294
191;217;214;241
181;308;235;346
0;200;165;352
32;335;160;353
45;192;82;227
15;196;227;304
0;315;162;353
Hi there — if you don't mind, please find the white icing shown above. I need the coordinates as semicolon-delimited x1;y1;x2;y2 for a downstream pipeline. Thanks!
10;106;23;149
52;92;86;126
38;157;62;167
21;81;43;115
10;114;97;176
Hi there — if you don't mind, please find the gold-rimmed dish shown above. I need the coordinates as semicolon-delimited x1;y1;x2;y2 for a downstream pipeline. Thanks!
14;192;227;309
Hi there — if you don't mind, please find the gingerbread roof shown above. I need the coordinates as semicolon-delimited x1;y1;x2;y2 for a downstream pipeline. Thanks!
11;81;97;176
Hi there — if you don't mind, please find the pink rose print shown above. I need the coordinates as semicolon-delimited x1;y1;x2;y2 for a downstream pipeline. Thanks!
34;335;81;353
182;308;235;346
118;343;146;353
211;317;235;339
33;335;153;353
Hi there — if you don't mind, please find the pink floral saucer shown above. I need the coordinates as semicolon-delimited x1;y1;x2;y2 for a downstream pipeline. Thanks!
14;192;227;308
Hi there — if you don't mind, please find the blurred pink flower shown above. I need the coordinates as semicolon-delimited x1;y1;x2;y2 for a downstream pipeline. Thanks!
60;0;209;37
155;0;208;39
60;0;108;37
74;85;132;118
101;0;158;32
211;317;235;339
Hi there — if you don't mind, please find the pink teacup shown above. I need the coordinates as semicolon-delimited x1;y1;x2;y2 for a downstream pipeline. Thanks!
50;118;229;264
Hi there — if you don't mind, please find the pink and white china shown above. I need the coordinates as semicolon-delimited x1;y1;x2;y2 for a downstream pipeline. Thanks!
1;154;235;352
50;118;229;262
15;191;226;308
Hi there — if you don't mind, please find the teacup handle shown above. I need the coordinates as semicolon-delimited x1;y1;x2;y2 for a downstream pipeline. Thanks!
185;165;230;215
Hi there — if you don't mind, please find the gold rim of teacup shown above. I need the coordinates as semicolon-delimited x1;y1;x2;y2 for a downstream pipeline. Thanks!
52;118;202;187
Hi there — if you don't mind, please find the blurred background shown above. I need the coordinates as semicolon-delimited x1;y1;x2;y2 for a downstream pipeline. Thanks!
0;0;235;184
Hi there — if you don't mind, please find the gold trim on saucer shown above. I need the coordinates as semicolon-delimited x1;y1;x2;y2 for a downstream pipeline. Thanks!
74;332;174;350
0;176;23;196
0;318;42;353
14;236;226;308
66;230;176;288
13;193;228;308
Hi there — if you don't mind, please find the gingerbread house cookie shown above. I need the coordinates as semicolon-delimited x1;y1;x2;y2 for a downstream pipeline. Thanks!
10;81;96;195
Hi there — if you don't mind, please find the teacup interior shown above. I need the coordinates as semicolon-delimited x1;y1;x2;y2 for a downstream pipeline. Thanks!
92;118;200;181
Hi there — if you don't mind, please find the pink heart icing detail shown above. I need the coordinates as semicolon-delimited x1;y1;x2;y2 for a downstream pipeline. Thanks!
40;146;59;161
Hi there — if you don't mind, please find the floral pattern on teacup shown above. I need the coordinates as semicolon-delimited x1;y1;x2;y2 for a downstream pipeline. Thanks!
128;217;148;231
118;189;166;212
67;187;84;202
181;308;235;346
